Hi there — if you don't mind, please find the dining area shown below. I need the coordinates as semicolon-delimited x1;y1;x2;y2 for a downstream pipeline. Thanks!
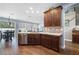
0;30;15;42
0;21;15;42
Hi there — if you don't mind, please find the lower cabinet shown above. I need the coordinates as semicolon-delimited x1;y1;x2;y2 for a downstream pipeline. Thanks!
72;34;79;44
72;30;79;44
51;36;60;51
27;34;40;45
27;34;60;52
41;35;52;49
41;34;60;52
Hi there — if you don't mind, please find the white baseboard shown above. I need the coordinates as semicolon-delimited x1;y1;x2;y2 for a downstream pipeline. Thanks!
65;39;72;42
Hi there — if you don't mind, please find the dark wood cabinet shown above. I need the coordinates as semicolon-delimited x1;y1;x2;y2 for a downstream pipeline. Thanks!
44;6;62;27
41;34;60;51
27;33;60;52
72;30;79;44
51;36;60;51
27;34;40;45
41;35;52;49
52;7;61;26
44;11;52;27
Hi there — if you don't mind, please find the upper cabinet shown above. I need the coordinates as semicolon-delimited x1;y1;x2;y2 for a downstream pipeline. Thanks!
44;10;52;27
44;6;62;27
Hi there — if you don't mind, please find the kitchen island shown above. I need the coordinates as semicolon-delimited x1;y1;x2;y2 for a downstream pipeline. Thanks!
18;32;62;52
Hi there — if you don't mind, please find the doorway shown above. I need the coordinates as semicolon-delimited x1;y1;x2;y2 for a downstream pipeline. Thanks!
64;4;79;54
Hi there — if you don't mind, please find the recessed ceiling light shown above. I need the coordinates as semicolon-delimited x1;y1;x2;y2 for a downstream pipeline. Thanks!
30;7;33;10
32;11;34;13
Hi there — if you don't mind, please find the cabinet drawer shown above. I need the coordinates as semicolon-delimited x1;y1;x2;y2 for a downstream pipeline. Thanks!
41;34;52;48
28;34;34;38
27;34;40;45
41;35;52;39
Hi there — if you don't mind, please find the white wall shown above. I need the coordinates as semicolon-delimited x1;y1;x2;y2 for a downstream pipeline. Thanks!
62;4;76;42
65;9;76;41
59;3;76;49
60;7;65;49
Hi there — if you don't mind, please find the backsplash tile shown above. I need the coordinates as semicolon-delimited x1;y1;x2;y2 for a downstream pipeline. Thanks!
44;27;62;33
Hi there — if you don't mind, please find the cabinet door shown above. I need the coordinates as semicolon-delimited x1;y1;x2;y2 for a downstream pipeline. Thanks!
27;34;34;44
34;34;40;44
56;7;61;26
72;34;79;44
51;7;62;26
27;34;40;45
51;10;54;26
51;36;60;51
28;38;35;44
41;35;52;49
41;35;45;46
44;11;52;27
47;11;52;26
44;13;48;27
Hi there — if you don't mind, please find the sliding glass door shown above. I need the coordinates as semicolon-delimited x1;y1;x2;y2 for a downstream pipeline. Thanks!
0;21;15;41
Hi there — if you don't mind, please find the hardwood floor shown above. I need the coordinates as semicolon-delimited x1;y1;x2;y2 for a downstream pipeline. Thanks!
63;41;79;55
0;39;79;55
0;39;60;55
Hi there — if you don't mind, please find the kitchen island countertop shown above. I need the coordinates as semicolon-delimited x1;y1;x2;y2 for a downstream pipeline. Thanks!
18;32;62;36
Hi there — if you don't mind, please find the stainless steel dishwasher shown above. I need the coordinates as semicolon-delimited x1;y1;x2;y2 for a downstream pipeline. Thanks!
18;33;28;45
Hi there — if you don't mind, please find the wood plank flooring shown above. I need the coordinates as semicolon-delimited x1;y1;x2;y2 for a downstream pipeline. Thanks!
0;39;60;55
0;39;79;55
62;41;79;55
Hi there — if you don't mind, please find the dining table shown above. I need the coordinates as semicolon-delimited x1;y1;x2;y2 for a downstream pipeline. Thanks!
3;30;14;41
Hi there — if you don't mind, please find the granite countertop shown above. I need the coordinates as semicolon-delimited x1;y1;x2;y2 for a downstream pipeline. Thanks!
18;32;62;36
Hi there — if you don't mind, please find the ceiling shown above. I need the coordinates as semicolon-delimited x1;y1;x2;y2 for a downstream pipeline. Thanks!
0;3;65;23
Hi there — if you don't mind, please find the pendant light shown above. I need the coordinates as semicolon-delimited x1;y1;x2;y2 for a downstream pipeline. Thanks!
8;16;11;25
